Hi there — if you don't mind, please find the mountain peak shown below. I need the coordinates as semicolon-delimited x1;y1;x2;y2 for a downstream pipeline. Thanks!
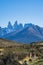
7;21;13;29
24;23;34;28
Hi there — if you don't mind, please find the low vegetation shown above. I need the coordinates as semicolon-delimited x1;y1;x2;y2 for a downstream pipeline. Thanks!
0;38;43;65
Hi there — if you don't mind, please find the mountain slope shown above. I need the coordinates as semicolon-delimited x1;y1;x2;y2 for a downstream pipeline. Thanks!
3;25;43;43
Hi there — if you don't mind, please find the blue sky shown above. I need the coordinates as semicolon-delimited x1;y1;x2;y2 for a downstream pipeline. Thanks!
0;0;43;27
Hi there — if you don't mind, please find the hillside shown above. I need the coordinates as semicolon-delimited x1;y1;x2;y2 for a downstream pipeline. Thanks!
0;38;43;65
0;38;22;47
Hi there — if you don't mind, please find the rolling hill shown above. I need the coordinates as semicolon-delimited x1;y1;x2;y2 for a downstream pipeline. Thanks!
0;38;21;47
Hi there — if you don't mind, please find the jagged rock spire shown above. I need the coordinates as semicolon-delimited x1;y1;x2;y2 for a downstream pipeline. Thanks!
7;21;13;29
